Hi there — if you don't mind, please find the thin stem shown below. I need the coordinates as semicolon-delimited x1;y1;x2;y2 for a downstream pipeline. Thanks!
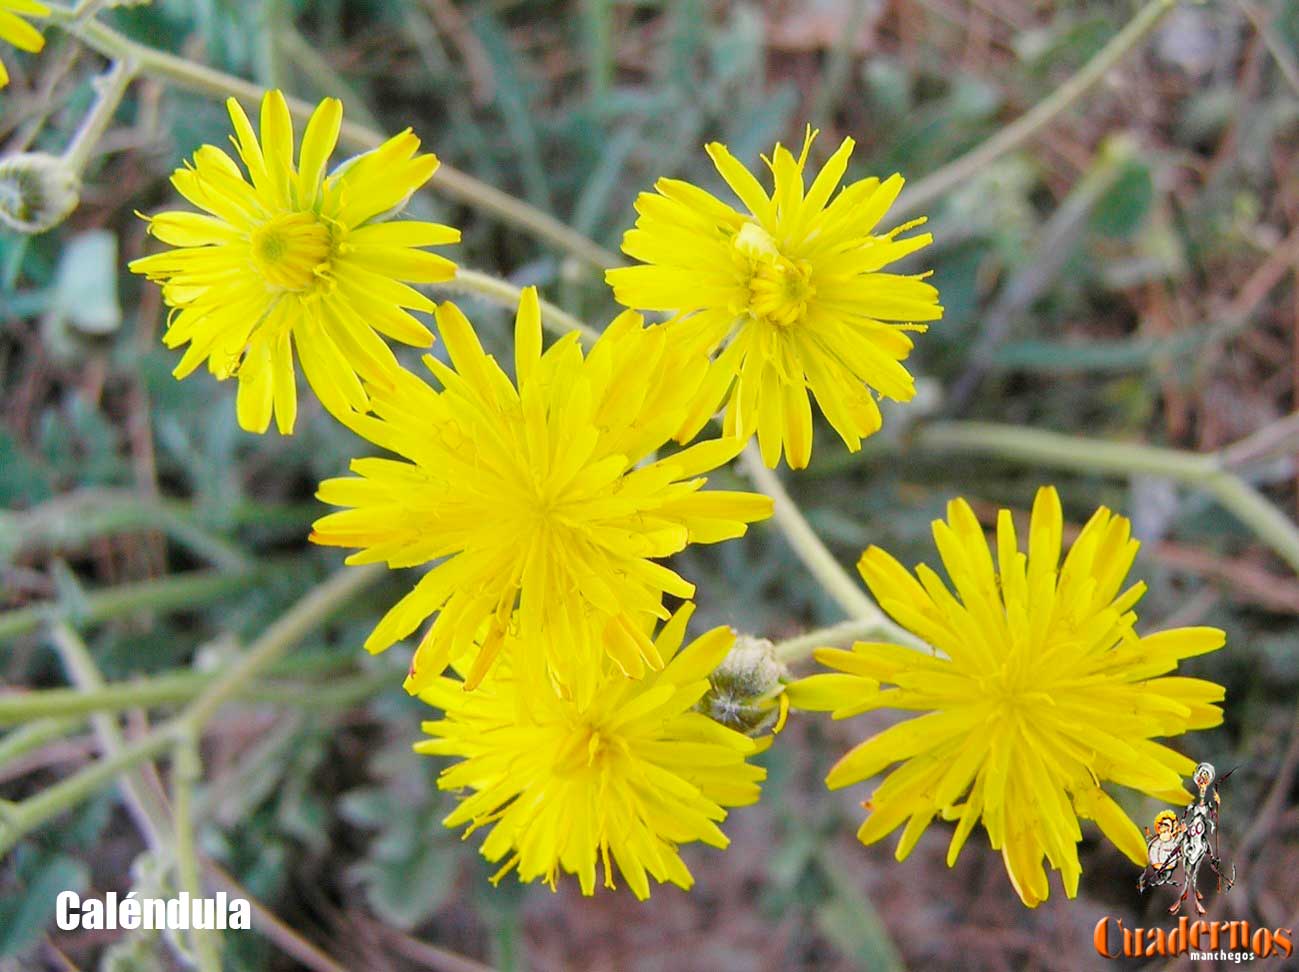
914;421;1299;576
177;564;384;731
0;559;289;642
895;0;1180;217
70;0;111;17
2;488;251;571
437;268;601;344
61;58;137;175
49;622;170;849
0;661;384;725
0;727;175;857
0;718;82;768
374;918;501;972
917;420;1214;480
773;618;882;664
1221;410;1299;469
173;731;222;972
43;4;622;270
740;444;916;645
0;565;384;854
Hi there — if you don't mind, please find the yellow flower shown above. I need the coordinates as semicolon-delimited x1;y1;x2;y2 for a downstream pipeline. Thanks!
606;128;942;469
310;288;772;698
787;487;1226;907
415;603;766;899
130;91;459;434
0;0;47;88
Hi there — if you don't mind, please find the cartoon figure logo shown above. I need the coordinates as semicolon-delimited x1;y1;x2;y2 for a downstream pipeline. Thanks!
1138;762;1237;914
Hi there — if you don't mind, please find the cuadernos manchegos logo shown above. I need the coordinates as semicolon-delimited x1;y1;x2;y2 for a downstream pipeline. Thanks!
1094;762;1291;962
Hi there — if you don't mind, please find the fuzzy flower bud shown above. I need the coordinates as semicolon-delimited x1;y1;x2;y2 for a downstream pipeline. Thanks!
696;634;789;737
0;152;80;234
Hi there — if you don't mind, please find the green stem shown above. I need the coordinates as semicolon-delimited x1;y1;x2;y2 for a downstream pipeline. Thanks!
0;559;290;642
896;0;1180;217
173;731;222;972
915;421;1299;576
741;444;919;651
61;58;137;175
43;4;622;270
581;0;613;103
50;622;170;850
1;488;251;571
741;445;875;619
70;0;111;17
773;618;879;664
0;565;384;856
177;564;383;730
0;660;383;725
437;268;601;343
0;718;82;768
918;420;1212;480
0;727;175;857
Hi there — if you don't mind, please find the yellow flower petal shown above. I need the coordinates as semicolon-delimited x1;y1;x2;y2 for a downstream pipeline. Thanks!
416;605;765;900
801;490;1227;908
130;90;457;434
611;131;942;467
311;294;771;693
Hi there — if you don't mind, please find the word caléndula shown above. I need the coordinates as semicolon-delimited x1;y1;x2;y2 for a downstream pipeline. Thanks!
56;890;250;931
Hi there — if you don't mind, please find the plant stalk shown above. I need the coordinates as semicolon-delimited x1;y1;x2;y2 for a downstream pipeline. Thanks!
896;0;1180;217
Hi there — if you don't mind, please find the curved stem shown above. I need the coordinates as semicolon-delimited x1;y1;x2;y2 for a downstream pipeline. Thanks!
43;4;622;270
740;444;921;663
0;728;174;857
61;57;137;175
438;268;601;344
50;622;170;850
177;564;383;730
896;0;1180;217
914;421;1299;576
70;0;111;17
0;663;386;725
918;421;1214;479
773;618;880;664
0;717;82;768
0;564;384;855
0;561;287;643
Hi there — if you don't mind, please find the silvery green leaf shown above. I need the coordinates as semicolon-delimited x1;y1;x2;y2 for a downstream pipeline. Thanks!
51;229;122;336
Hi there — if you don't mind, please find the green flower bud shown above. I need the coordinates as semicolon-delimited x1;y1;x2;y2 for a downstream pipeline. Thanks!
698;634;789;736
0;152;81;234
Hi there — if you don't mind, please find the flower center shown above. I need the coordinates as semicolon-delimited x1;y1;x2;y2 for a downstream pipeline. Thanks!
554;723;612;775
732;221;815;328
980;663;1057;717
249;212;332;291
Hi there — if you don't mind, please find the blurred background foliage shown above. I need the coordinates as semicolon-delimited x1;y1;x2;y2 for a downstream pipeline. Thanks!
2;0;1299;969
